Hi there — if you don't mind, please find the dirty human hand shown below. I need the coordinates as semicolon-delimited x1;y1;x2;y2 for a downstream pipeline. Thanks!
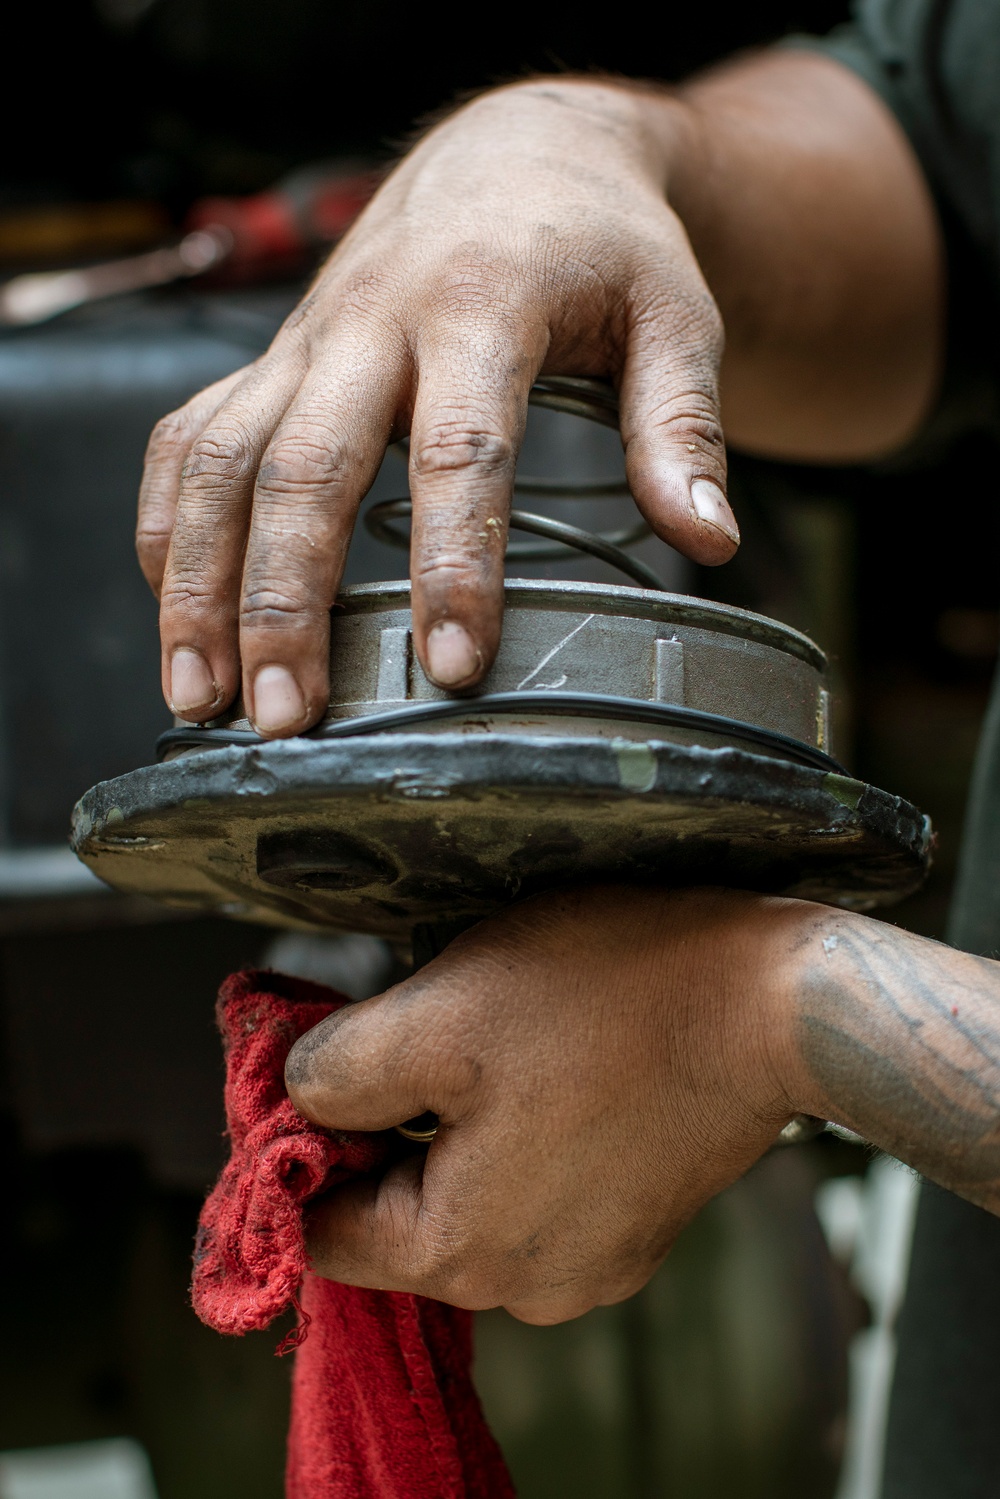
137;53;941;736
286;888;1000;1322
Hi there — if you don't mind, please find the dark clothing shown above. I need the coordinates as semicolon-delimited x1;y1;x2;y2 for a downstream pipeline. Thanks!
803;5;1000;1494
798;0;1000;454
817;0;1000;276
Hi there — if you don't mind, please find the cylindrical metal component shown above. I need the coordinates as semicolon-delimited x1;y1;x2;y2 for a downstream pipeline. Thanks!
198;578;833;762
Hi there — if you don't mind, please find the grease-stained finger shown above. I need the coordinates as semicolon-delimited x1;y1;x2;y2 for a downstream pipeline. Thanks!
136;367;248;598
157;355;308;720
620;245;738;567
407;314;545;689
238;335;407;736
284;972;477;1133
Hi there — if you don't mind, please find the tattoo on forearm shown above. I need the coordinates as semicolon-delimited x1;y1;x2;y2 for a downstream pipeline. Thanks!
798;922;1000;1212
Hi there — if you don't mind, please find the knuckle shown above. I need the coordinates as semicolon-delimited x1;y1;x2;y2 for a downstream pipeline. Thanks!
135;523;171;570
280;270;404;351
657;402;726;452
158;577;222;620
257;430;354;501
411;419;513;483
410;554;487;589
279;290;321;337
135;510;172;548
431;257;505;313
145;407;196;464
509;1295;591;1326
240;585;313;633
633;269;724;356
330;266;400;319
183;427;256;488
670;286;724;349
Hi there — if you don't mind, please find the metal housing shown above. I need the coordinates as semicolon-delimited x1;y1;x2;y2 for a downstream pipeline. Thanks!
72;581;931;942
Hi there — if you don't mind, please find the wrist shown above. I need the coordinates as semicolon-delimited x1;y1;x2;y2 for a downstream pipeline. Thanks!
715;895;837;1130
752;900;861;1128
644;890;826;1136
444;76;689;196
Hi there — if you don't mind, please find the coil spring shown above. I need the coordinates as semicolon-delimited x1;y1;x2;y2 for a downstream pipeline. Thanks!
363;375;668;592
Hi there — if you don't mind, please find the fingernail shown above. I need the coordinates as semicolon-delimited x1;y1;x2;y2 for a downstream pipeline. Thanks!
170;647;218;715
426;621;481;687
252;664;306;734
691;479;740;544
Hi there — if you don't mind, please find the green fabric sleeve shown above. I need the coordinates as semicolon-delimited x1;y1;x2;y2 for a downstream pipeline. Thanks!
785;0;1000;460
787;0;1000;257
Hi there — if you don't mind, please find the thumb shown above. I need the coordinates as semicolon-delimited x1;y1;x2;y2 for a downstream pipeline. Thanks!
283;981;456;1133
621;255;738;567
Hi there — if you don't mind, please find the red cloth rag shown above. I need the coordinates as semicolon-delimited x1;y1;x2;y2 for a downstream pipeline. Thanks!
192;969;514;1499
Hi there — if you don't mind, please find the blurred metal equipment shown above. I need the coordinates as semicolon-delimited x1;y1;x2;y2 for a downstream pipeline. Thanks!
72;377;932;941
0;229;230;327
0;163;379;328
0;287;294;930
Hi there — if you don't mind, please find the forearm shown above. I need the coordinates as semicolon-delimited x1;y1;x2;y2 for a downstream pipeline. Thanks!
779;906;1000;1212
672;51;945;460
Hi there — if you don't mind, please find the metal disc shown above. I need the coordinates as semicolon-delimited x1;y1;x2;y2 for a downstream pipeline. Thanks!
71;732;931;943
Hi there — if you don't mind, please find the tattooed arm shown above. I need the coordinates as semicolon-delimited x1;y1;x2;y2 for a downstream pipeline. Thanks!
288;885;999;1320
785;905;1000;1212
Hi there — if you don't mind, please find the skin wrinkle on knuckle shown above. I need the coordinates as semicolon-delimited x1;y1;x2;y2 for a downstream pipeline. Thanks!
135;520;172;553
424;251;512;307
329;264;393;310
182;427;259;488
410;557;494;593
655;410;726;451
256;430;358;502
280;291;321;335
159;578;232;616
145;408;198;464
326;268;410;328
240;588;319;633
411;422;514;483
631;296;723;361
278;268;412;374
630;281;724;359
627;395;726;460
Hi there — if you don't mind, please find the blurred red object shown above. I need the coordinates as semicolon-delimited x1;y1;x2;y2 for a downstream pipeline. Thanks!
0;162;383;326
186;161;382;281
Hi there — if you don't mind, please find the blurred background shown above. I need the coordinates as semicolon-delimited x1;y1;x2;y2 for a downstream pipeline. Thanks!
2;1;997;1495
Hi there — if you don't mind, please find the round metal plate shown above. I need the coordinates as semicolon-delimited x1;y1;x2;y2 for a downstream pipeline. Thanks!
71;732;931;944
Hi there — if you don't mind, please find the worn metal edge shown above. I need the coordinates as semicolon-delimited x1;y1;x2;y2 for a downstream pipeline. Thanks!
71;733;930;865
334;580;829;671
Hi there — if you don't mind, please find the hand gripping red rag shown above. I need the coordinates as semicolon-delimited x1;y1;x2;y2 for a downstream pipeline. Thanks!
192;969;515;1499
